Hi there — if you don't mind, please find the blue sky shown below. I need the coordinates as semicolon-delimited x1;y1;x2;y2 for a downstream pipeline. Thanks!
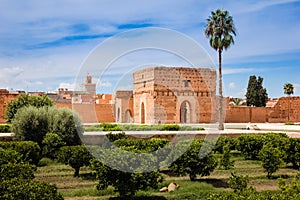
0;0;299;98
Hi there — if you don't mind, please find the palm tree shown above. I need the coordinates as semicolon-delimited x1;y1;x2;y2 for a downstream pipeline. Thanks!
284;83;294;96
205;9;236;130
284;83;294;121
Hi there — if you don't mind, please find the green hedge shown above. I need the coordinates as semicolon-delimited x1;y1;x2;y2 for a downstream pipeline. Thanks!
0;141;41;165
0;124;12;133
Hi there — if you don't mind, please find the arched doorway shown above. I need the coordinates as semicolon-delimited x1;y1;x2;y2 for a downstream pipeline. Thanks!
125;109;132;123
180;101;191;123
141;103;145;124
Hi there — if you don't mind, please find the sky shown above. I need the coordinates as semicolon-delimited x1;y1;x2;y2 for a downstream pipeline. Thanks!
0;0;300;98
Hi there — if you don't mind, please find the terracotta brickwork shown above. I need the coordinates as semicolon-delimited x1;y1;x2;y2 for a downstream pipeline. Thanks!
114;91;134;123
133;66;217;124
0;89;23;123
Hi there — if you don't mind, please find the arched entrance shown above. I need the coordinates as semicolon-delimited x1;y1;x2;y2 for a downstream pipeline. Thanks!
124;109;132;123
141;103;145;124
180;101;191;123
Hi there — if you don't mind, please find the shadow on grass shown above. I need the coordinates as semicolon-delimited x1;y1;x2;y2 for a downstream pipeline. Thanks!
109;196;167;200
194;178;229;188
80;172;97;180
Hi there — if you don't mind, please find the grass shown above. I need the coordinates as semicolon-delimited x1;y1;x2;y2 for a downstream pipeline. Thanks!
84;123;204;132
34;152;299;200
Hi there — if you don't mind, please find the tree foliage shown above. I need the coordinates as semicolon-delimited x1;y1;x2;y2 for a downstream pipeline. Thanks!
258;144;283;178
47;107;83;146
168;139;217;181
0;141;41;165
205;9;236;130
57;145;93;177
284;83;294;96
228;172;249;192
42;133;66;159
0;178;63;200
5;94;54;122
12;106;82;146
246;75;268;107
91;159;163;197
12;106;49;146
286;138;300;169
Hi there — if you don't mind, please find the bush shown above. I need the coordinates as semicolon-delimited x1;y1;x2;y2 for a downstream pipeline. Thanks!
12;106;82;146
0;141;41;165
236;135;265;160
219;144;234;170
47;107;82;146
168;139;217;181
258;144;284;178
0;147;22;165
161;124;180;131
91;159;163;197
286;138;300;169
42;133;66;159
0;124;12;133
0;178;63;200
12;106;49;145
228;172;249;192
0;163;36;180
214;136;236;154
57;145;93;177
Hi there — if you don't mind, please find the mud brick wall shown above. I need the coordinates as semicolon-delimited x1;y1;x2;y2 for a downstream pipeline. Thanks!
133;66;217;124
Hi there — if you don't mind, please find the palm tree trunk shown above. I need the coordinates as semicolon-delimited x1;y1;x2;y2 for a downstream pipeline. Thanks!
218;49;224;130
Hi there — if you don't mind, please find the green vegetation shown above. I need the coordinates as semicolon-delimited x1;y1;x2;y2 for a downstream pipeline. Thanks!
0;124;12;133
258;144;284;178
85;123;204;131
12;106;82;146
2;131;300;199
205;9;236;130
57;145;93;177
0;147;63;200
284;83;294;96
0;141;41;165
168;139;217;181
5;93;54;122
246;75;268;107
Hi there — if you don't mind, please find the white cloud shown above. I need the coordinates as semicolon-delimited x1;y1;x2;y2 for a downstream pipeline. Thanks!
58;82;75;91
229;82;236;89
223;68;256;75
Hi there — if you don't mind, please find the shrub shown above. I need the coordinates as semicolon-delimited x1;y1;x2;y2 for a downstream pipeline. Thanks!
258;144;284;178
0;178;63;200
0;124;12;133
161;124;180;131
57;145;93;177
214;136;236;154
0;147;22;165
219;144;234;170
228;172;249;192
42;133;66;159
47;107;82;146
12;106;82;146
0;141;41;165
0;163;36;180
91;159;163;197
286;138;300;169
236;135;265;160
168;139;217;181
12;106;49;145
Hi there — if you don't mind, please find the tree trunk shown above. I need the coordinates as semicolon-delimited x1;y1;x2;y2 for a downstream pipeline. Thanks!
218;49;224;130
74;167;80;177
